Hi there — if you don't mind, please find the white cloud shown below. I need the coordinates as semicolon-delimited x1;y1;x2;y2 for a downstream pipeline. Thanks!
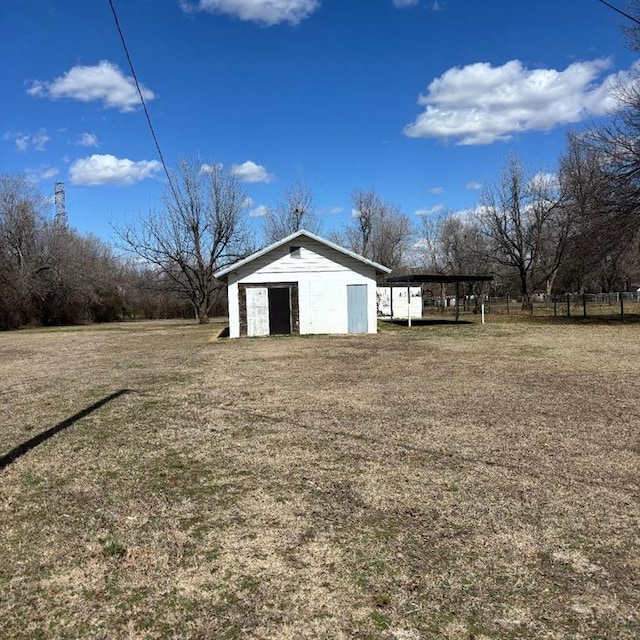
28;132;50;151
428;186;443;194
231;160;274;183
242;196;254;208
249;204;269;217
69;154;161;186
393;0;419;7
530;171;560;190
6;129;50;152
77;132;99;147
181;0;319;25
466;181;482;190
27;61;154;112
40;166;59;179
324;206;344;214
15;135;30;151
415;204;445;216
404;58;630;145
200;162;223;174
26;165;59;181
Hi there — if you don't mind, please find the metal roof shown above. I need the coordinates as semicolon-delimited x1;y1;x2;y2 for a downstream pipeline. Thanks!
214;229;392;279
386;273;494;284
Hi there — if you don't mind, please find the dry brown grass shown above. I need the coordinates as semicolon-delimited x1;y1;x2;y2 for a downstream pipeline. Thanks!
1;319;638;639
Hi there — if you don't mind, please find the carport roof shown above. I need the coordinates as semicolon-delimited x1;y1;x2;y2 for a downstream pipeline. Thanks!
386;273;494;284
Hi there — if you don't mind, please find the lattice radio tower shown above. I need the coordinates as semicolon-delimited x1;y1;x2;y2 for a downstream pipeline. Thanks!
54;181;68;226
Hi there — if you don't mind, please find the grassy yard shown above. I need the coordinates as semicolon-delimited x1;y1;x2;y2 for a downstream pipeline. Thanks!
0;319;638;639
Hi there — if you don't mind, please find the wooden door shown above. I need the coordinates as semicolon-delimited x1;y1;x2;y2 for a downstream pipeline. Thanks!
246;287;269;336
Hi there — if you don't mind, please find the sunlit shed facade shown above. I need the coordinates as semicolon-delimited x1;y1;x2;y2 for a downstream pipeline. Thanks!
214;230;391;338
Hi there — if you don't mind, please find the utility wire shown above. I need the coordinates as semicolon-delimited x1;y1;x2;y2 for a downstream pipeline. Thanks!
597;0;640;26
107;0;183;209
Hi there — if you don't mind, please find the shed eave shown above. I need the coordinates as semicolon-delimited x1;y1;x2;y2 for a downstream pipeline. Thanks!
213;229;391;280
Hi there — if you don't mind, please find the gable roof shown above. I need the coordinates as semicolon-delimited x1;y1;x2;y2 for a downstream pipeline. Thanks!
213;229;392;279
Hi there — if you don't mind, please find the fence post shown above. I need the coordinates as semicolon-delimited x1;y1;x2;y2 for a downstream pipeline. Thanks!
506;294;510;315
566;292;571;317
620;293;624;322
554;299;557;317
582;292;587;319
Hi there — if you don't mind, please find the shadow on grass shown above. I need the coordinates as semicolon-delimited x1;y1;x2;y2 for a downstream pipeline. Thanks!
385;318;475;327
216;325;230;338
0;389;132;472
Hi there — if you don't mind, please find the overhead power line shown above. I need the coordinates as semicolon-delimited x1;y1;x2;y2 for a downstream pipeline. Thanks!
107;0;182;208
597;0;640;26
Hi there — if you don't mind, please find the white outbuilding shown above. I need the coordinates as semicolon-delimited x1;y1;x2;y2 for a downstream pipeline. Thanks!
214;230;391;338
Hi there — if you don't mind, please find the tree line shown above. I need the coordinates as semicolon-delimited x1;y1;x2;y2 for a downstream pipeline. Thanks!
3;127;640;329
0;174;197;330
4;6;640;327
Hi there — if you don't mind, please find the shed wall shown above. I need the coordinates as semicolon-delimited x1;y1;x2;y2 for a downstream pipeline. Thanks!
225;236;378;338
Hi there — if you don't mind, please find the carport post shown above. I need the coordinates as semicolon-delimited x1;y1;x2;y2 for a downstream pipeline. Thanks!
407;285;412;327
455;282;460;322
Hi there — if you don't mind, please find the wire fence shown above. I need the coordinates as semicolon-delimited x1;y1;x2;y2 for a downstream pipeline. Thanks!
419;292;640;321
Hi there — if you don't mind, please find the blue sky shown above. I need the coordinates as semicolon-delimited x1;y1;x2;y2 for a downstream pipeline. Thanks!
2;0;638;244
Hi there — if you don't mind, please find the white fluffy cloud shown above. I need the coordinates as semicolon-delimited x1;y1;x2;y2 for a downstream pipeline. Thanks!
249;204;269;217
404;58;631;145
69;154;161;186
231;160;274;183
393;0;419;7
27;61;154;112
466;181;482;190
181;0;319;25
77;132;99;147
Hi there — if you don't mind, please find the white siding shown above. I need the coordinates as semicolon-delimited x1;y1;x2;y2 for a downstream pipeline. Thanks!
226;236;379;337
377;286;422;319
228;281;240;338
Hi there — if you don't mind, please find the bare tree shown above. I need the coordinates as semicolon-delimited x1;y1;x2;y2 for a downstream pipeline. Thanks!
345;189;382;257
0;173;136;329
264;181;320;243
0;174;49;327
416;214;443;271
338;189;413;271
477;154;567;310
417;211;493;309
557;132;640;292
369;202;412;271
116;159;250;324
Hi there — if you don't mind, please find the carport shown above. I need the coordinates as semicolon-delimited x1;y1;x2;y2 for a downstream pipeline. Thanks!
385;273;494;323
